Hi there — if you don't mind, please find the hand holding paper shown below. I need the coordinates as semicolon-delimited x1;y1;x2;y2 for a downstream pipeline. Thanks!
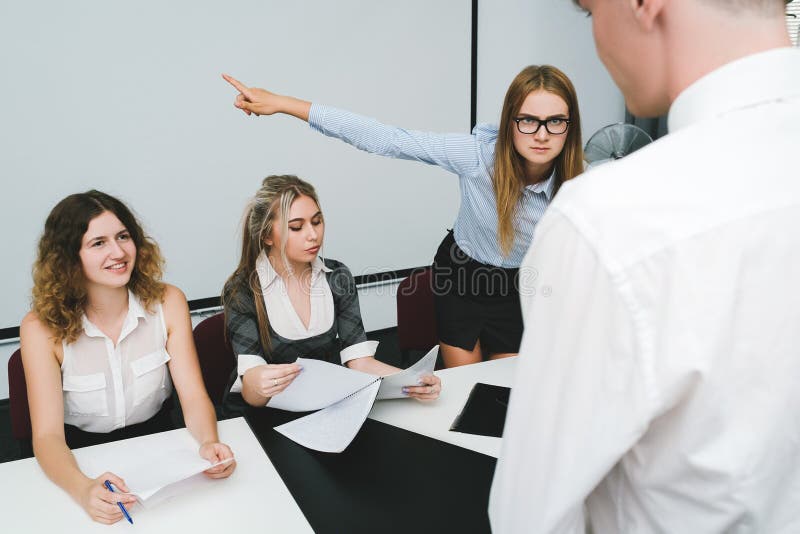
76;439;235;510
199;441;237;479
377;347;440;400
401;373;441;401
272;346;441;452
268;359;377;412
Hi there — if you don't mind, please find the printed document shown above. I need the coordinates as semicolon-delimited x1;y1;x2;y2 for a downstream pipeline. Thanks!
269;345;439;452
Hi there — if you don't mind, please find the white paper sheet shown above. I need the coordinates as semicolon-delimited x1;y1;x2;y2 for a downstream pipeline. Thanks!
274;380;381;453
377;345;439;400
268;346;440;452
75;434;232;507
268;358;379;412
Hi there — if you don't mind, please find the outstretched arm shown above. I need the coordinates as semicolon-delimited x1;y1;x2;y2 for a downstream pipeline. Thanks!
222;73;483;177
222;74;311;120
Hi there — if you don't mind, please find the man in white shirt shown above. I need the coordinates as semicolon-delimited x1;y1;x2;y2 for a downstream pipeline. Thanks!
489;1;800;533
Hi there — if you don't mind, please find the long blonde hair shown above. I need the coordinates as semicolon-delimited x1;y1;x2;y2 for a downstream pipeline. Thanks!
493;65;584;256
223;175;322;354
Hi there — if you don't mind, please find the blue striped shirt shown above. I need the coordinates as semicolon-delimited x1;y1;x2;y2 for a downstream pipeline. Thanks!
308;104;555;268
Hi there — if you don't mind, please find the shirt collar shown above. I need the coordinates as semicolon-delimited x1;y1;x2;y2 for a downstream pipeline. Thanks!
81;290;148;339
524;167;557;200
255;250;332;290
668;47;800;133
311;255;333;282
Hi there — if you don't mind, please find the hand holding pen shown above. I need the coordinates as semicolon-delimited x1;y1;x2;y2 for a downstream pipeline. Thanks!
78;472;137;525
104;479;134;524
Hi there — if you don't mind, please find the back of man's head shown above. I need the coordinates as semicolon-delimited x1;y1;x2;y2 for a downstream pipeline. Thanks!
573;0;791;117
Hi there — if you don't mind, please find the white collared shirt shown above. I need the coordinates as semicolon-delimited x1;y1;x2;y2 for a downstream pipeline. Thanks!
490;48;800;533
257;253;336;340
230;253;378;391
61;291;172;433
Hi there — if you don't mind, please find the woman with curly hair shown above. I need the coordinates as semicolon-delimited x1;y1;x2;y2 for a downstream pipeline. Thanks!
19;190;236;524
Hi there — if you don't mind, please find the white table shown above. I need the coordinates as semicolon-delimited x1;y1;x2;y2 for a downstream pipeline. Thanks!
368;356;517;457
0;358;516;532
0;417;312;533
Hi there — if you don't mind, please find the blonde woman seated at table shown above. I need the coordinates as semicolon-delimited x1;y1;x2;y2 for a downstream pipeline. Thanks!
222;175;441;413
19;191;236;525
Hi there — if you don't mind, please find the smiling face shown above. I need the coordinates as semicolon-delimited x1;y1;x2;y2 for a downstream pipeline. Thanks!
511;89;570;176
78;210;137;290
266;194;324;271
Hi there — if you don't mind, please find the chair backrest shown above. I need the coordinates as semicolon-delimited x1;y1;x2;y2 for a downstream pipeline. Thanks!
192;313;236;405
8;349;32;441
396;267;438;351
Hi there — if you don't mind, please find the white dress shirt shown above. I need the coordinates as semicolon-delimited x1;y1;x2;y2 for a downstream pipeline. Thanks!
490;48;800;533
61;291;172;433
259;253;336;340
230;252;378;392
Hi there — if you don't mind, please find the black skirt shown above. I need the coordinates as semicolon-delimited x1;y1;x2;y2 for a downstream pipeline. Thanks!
431;231;523;355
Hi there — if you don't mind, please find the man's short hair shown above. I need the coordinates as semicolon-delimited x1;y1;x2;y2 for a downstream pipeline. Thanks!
701;0;785;16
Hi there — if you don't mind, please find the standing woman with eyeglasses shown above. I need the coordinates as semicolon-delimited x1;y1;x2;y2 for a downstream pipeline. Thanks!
222;65;584;367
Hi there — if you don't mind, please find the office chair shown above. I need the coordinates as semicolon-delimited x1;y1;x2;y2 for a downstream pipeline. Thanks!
192;313;236;407
396;267;439;368
8;348;33;456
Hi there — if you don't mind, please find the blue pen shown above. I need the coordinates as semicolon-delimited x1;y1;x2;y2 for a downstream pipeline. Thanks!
104;480;134;525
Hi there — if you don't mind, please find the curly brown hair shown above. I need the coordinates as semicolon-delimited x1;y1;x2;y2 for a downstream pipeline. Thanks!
32;190;166;343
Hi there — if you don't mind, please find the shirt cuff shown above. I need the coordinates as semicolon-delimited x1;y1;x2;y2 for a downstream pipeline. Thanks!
229;354;268;394
340;340;379;365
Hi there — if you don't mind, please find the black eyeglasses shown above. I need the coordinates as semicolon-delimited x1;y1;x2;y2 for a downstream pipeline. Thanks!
513;116;571;135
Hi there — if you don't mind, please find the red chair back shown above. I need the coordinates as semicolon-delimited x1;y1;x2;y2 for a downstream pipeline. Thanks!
192;313;236;405
396;268;438;354
8;349;32;441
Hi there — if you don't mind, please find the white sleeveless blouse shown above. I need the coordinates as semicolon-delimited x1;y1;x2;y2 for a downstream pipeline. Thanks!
61;292;173;433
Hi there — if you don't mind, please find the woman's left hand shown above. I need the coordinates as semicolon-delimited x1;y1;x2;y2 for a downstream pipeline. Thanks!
199;441;237;479
402;374;441;401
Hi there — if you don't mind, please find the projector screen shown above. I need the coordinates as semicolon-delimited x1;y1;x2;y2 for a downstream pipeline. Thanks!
0;0;470;330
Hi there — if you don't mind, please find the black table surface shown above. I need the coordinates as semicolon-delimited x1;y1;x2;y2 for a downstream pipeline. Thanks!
244;407;496;534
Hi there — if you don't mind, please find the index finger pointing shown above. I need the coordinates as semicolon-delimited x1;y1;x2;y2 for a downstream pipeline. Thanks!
221;73;251;97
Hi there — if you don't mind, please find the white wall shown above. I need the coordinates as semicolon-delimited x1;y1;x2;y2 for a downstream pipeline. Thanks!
477;0;625;141
0;0;624;400
0;0;470;330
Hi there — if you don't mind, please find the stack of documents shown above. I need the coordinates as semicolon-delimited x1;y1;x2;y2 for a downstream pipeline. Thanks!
270;346;439;452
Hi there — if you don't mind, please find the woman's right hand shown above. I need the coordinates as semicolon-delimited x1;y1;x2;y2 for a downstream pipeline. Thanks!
78;472;137;524
222;74;311;120
243;363;303;400
222;74;285;116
